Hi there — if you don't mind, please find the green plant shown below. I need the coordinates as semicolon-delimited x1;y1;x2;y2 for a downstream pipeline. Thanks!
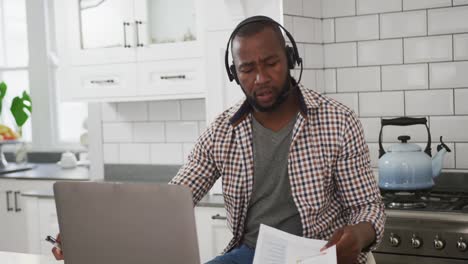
0;81;32;137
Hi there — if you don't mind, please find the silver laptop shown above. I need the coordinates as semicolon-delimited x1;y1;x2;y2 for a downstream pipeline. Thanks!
54;181;200;264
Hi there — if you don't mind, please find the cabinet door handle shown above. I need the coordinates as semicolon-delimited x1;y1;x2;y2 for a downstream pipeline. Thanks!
123;22;131;48
90;79;115;84
14;191;21;212
211;214;227;220
135;20;144;47
160;75;186;80
6;191;13;211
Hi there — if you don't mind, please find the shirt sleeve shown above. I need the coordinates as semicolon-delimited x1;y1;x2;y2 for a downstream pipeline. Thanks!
169;126;221;205
334;111;386;251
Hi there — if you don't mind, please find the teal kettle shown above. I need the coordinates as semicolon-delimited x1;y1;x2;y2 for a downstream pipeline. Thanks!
378;117;451;191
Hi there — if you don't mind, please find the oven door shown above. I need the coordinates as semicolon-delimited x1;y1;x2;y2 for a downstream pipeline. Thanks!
374;253;467;264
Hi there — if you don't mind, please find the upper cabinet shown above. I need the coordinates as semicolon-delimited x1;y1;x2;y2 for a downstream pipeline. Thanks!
67;0;202;66
58;0;206;101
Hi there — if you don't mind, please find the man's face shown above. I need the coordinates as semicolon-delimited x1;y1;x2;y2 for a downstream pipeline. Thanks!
232;27;289;112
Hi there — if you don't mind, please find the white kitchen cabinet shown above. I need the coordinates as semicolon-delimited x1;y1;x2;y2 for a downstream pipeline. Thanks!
0;179;55;253
195;206;232;263
23;196;59;255
58;0;206;101
66;0;203;66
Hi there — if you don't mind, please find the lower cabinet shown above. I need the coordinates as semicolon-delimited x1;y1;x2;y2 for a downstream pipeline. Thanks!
23;196;59;255
0;179;55;253
195;206;233;263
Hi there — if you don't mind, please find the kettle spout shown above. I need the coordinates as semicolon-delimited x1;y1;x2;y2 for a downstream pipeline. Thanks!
432;136;451;178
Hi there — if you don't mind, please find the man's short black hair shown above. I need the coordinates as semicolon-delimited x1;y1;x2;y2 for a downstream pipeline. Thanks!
231;20;287;50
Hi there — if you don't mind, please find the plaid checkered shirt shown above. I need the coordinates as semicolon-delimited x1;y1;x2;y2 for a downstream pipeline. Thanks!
170;85;386;264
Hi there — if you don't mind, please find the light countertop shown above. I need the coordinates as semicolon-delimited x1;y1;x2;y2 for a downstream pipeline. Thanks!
0;251;57;264
0;163;89;181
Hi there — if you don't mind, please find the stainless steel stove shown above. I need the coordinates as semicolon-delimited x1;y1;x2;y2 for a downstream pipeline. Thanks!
373;173;468;264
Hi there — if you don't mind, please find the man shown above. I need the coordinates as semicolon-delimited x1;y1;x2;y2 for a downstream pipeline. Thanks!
53;16;385;264
170;16;385;264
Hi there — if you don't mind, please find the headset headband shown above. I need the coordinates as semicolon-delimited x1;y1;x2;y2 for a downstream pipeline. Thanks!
224;15;303;83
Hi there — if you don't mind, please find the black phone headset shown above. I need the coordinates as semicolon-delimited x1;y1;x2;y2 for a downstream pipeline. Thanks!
224;15;303;85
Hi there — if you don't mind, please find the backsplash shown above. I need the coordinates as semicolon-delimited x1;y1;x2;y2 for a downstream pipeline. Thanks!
284;0;468;169
101;99;205;165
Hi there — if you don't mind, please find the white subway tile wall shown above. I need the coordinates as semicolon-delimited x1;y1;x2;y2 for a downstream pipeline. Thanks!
454;34;468;60
455;89;468;114
102;99;205;164
456;144;468;169
403;0;452;10
324;69;337;93
324;43;357;67
335;15;379;42
119;144;151;164
293;17;322;43
322;0;355;18
454;0;468;5
380;11;427;39
428;6;468;35
405;89;454;115
359;92;405;117
337;66;380;92
320;2;468;169
356;0;402;15
117;102;148;121
381;64;428;90
283;0;302;15
303;0;322;18
404;35;453;63
322;19;335;43
358;39;403;66
431;116;468;141
430;61;468;88
304;44;324;68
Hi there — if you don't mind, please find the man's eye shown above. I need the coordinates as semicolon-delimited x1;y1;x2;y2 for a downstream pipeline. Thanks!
267;61;278;66
240;68;253;73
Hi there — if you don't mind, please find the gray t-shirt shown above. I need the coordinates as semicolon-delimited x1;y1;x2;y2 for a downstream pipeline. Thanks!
242;116;303;248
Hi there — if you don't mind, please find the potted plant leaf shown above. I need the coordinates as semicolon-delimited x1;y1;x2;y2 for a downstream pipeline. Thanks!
0;81;32;164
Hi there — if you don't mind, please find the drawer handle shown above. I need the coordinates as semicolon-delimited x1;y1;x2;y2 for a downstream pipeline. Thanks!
14;191;21;212
6;191;13;212
211;214;227;220
160;75;186;80
90;79;115;84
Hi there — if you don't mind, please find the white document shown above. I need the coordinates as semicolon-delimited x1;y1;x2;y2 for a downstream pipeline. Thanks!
253;224;337;264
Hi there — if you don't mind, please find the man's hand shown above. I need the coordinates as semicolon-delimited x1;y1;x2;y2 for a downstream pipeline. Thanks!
321;222;375;264
51;233;64;260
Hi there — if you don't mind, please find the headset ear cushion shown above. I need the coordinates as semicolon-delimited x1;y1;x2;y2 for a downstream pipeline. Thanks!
229;64;240;84
285;46;296;69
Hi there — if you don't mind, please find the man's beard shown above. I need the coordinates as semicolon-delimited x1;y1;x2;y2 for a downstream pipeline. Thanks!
242;74;292;113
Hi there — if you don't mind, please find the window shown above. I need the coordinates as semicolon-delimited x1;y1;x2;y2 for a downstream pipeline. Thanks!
0;0;32;141
0;0;88;150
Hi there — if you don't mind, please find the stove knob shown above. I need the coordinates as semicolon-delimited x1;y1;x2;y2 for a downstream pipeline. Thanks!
411;235;422;249
457;237;467;252
433;235;445;250
389;233;400;247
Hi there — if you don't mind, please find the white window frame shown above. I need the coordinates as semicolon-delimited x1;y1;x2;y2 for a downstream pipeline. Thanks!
20;0;86;152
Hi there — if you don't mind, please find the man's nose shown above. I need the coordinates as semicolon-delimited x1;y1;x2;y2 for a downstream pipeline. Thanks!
254;67;270;84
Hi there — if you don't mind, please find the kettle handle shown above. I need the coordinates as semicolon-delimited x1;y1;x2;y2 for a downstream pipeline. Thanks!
378;117;432;158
